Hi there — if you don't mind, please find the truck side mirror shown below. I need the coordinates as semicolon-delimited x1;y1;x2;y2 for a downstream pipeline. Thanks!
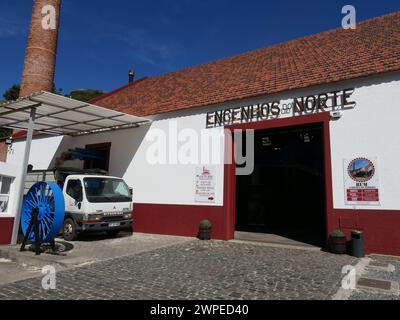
129;188;133;197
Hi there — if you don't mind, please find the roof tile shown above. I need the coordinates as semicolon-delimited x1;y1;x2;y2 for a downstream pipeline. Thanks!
91;12;400;117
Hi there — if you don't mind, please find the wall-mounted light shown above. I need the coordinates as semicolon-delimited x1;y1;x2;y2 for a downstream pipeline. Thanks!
303;133;311;143
5;136;14;154
5;137;13;146
330;111;343;120
262;136;272;147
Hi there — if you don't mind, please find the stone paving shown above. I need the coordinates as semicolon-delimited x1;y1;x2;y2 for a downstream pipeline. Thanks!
350;255;400;300
0;232;193;270
0;240;357;300
0;258;42;285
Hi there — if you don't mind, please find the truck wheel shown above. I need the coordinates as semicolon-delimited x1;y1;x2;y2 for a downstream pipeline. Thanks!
106;230;120;237
63;218;77;241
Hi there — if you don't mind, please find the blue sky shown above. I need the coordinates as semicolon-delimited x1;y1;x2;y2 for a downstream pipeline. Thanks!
0;0;399;96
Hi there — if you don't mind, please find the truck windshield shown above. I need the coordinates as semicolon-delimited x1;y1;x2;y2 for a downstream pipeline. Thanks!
83;178;132;203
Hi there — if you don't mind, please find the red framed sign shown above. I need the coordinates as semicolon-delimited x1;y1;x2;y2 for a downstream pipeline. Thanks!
344;157;380;206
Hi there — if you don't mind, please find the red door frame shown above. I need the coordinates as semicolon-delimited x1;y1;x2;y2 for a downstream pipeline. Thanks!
224;112;334;244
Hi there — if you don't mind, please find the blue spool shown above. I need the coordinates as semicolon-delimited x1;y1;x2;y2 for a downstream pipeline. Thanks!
21;182;65;243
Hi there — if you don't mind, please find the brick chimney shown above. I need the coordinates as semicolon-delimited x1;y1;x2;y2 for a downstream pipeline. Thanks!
20;0;61;97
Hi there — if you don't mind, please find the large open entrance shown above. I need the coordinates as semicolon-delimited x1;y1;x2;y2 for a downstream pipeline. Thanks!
235;123;327;247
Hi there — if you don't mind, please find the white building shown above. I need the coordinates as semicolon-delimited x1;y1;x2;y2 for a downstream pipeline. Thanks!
1;12;400;256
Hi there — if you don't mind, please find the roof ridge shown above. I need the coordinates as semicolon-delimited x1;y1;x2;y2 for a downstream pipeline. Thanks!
89;77;148;104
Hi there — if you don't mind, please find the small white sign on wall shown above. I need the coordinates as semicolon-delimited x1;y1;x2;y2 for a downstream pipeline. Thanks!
195;166;216;204
344;157;380;206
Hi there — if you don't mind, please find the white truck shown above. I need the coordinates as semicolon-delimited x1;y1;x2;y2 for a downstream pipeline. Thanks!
61;174;134;241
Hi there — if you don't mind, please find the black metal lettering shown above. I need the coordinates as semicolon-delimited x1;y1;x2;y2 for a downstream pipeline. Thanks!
231;108;240;124
261;103;270;118
293;97;305;113
206;112;215;128
343;88;355;106
241;106;251;122
318;93;329;109
331;90;341;107
271;101;281;116
306;96;316;111
224;109;232;125
215;110;223;127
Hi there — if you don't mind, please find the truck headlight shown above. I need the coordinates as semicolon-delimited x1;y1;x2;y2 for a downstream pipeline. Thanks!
123;213;132;219
80;214;102;223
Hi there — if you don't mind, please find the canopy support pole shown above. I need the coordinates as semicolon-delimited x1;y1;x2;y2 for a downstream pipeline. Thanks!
11;107;37;245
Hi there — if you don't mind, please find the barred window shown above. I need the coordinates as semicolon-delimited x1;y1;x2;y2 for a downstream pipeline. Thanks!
0;176;12;214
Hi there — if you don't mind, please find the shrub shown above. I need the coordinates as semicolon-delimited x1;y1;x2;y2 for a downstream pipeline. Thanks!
331;230;345;238
199;220;212;230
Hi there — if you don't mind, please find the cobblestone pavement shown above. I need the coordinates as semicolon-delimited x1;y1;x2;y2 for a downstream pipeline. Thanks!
0;259;42;285
350;255;400;300
0;240;357;300
0;232;193;270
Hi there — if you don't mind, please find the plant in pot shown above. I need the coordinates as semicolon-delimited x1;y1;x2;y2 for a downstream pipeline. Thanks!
329;230;347;254
198;220;212;240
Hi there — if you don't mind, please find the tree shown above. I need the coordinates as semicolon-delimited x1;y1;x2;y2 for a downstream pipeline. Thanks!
52;83;63;95
1;83;61;101
2;84;20;101
0;84;20;138
0;85;104;139
66;89;104;102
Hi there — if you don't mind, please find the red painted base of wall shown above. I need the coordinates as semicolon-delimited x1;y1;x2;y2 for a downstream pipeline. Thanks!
0;218;14;245
134;203;231;240
331;209;400;256
134;203;400;256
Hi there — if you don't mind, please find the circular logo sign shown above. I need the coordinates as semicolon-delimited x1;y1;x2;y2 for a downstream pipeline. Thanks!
347;158;375;183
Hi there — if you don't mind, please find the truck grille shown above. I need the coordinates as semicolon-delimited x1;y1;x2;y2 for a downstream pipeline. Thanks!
101;216;124;222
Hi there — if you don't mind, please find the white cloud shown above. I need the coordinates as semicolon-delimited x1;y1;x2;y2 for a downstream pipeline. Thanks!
93;26;185;71
0;15;25;39
0;26;19;38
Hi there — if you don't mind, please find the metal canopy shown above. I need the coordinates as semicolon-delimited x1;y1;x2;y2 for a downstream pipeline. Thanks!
0;91;151;245
0;91;150;136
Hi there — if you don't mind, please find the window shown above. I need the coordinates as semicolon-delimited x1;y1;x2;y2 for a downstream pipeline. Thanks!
0;176;13;214
84;177;131;203
84;143;111;172
66;179;83;202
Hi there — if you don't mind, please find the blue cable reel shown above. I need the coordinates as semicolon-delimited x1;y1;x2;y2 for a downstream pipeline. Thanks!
20;182;65;253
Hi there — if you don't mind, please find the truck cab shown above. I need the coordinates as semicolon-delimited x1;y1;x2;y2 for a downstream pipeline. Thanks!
62;175;133;241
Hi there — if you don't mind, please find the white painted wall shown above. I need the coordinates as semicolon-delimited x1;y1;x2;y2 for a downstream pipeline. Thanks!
0;162;22;218
8;71;400;211
328;73;400;210
7;135;64;170
8;115;226;207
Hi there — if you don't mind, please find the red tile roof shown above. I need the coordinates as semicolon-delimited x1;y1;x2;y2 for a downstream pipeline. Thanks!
91;12;400;117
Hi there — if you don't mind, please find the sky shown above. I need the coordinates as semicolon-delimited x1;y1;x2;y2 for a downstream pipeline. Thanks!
0;0;399;96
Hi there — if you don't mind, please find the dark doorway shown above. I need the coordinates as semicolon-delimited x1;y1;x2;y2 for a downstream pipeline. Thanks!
84;143;111;172
236;123;326;246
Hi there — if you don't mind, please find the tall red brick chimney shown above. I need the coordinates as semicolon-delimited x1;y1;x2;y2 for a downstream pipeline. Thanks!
20;0;61;97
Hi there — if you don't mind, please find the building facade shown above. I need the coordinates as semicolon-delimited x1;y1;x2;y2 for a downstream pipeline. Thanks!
1;12;400;255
